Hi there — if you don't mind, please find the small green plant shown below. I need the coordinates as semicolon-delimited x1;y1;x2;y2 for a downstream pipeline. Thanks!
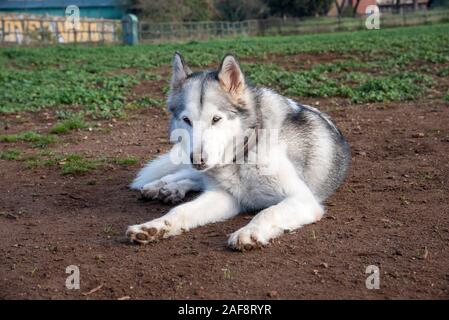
46;244;58;254
222;267;232;280
0;131;56;148
103;225;118;236
400;194;410;206
50;114;88;134
0;149;21;160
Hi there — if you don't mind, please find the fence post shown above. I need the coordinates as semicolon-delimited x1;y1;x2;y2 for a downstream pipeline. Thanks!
88;21;91;42
122;14;138;45
0;19;4;44
39;18;44;42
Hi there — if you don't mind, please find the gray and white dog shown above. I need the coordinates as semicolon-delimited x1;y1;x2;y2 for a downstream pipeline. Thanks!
126;53;350;251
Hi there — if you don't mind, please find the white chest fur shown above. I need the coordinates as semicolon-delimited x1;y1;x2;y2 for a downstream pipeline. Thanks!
207;145;291;211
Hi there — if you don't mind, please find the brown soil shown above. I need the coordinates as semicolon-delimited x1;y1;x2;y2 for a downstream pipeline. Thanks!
1;92;449;299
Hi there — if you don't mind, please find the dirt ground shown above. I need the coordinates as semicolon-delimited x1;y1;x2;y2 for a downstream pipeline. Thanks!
1;80;449;299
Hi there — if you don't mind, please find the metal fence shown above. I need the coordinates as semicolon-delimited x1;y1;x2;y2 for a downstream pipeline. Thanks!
139;20;259;42
139;9;449;43
0;14;122;45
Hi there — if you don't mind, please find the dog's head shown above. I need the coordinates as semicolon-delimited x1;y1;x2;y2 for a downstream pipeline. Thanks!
166;52;257;171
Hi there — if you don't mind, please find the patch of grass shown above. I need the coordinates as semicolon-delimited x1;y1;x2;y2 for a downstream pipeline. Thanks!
350;72;434;103
50;114;88;134
0;67;138;116
38;150;56;157
111;156;138;166
245;63;345;98
0;131;56;148
444;90;449;102
245;62;434;102
0;149;21;160
60;154;101;175
437;66;449;77
25;153;58;168
55;109;79;120
25;155;43;168
21;151;138;174
134;96;165;109
136;71;162;81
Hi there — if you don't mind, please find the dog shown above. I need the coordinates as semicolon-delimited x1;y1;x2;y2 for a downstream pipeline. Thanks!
126;52;350;251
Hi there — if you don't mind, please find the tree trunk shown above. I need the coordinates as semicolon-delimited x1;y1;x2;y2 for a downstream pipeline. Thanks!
352;0;361;17
334;0;347;18
396;0;401;14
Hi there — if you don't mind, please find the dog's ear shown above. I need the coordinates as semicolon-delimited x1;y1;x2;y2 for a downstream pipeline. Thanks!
171;52;192;89
218;54;245;99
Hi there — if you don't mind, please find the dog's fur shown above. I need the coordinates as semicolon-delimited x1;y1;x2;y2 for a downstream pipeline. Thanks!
126;53;350;251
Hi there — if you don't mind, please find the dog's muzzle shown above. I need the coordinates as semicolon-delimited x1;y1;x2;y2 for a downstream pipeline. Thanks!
190;152;207;170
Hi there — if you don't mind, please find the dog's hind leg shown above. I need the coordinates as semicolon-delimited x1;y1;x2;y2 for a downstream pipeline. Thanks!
126;188;239;244
158;178;203;203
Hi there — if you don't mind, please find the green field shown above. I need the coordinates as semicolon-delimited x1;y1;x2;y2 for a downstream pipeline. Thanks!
1;23;448;118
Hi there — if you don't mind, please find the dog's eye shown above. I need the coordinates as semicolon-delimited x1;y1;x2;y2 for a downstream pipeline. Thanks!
212;116;222;125
182;116;192;126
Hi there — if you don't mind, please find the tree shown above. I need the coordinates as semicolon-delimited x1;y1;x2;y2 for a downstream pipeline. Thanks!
429;0;449;8
395;0;402;14
266;0;334;18
215;0;269;21
334;0;347;18
352;0;361;17
131;0;214;22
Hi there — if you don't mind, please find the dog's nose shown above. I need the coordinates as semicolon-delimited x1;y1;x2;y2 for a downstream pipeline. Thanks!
190;152;206;167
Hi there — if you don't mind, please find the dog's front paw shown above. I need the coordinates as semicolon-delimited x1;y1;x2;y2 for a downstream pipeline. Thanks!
141;180;166;200
228;226;269;251
126;219;173;244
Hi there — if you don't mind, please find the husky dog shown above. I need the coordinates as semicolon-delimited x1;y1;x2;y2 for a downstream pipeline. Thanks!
126;53;350;251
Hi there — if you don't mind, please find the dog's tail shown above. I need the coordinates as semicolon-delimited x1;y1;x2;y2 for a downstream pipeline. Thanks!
130;149;184;190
